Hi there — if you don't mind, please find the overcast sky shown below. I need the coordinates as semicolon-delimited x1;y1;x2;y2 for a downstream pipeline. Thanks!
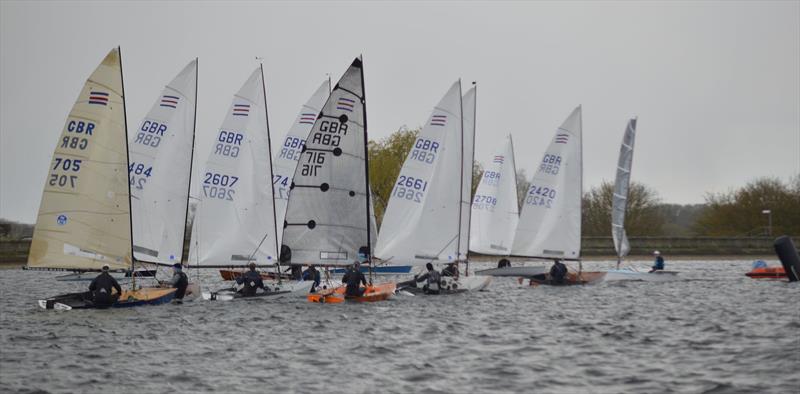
1;1;798;224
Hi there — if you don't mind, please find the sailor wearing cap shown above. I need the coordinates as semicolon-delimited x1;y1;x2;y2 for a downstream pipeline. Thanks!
167;263;189;301
649;250;665;272
88;263;122;307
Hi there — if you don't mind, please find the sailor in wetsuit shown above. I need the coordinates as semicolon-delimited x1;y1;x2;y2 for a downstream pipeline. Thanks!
548;259;568;285
342;261;367;297
168;263;189;302
649;251;665;273
236;262;266;297
302;265;321;293
441;263;459;278
415;263;442;294
89;264;122;308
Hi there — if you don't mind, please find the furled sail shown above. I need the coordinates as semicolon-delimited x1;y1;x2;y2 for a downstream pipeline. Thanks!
130;60;197;265
273;80;330;247
459;85;476;260
375;81;464;266
189;67;277;266
612;118;637;259
280;57;371;266
511;106;582;260
27;48;132;270
469;134;519;255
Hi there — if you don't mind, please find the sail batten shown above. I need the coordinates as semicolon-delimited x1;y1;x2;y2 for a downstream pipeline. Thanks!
28;48;132;271
511;106;583;260
612;118;637;258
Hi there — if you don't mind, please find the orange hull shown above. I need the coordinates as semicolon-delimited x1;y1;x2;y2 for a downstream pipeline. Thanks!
746;266;786;279
307;282;396;303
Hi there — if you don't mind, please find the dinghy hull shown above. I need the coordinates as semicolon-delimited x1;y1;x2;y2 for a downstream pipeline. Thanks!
307;282;396;303
218;269;289;281
745;266;786;279
38;287;176;310
202;280;313;301
526;271;606;286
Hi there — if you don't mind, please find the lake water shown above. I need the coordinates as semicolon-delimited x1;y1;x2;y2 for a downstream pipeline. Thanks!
1;259;798;393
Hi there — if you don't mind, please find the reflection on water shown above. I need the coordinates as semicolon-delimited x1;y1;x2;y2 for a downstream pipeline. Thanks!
1;259;798;393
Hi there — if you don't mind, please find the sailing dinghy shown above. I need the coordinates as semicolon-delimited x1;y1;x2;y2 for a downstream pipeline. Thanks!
510;106;605;286
30;48;176;309
189;65;311;300
604;119;678;282
279;57;395;303
128;59;202;300
375;82;491;293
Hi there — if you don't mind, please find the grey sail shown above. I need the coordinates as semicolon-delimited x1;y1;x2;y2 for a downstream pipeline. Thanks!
612;118;637;259
280;58;370;266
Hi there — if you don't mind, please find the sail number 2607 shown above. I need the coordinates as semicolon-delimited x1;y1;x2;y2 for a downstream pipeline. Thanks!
203;172;238;201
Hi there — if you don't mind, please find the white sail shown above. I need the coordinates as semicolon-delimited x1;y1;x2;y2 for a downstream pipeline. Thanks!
130;60;197;265
612;118;637;258
469;134;519;255
511;106;582;259
375;81;464;266
459;85;476;260
273;80;330;247
280;57;370;266
27;48;131;271
189;67;277;266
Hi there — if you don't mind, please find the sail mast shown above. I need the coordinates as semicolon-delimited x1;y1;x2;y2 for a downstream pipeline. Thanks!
260;63;282;282
183;58;199;268
359;56;373;284
456;80;464;269
118;46;136;289
464;82;477;275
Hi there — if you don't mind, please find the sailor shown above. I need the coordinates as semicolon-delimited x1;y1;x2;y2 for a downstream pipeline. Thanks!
88;264;122;308
168;263;189;302
650;251;665;272
441;262;459;278
341;261;367;297
290;264;303;280
415;263;442;294
302;265;321;292
236;262;266;297
549;259;568;285
497;258;511;268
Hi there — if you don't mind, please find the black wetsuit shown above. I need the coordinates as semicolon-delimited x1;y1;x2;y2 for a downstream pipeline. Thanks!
302;267;321;292
170;271;189;300
441;265;458;278
549;262;568;285
236;270;265;297
342;267;366;297
89;272;122;307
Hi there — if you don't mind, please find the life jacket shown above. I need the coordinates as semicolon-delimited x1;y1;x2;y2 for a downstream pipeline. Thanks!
426;270;441;291
550;263;567;283
174;271;189;299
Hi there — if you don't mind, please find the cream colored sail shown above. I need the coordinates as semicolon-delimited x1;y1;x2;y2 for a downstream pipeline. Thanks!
28;48;132;271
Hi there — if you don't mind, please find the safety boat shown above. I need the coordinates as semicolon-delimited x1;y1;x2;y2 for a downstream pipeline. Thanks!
31;48;177;310
374;81;491;292
745;261;787;279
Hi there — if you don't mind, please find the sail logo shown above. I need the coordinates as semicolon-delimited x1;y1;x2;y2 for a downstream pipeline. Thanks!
336;97;355;112
299;113;316;125
430;114;447;127
232;104;250;116
555;133;570;144
56;214;67;225
493;155;504;164
160;95;180;109
88;91;109;106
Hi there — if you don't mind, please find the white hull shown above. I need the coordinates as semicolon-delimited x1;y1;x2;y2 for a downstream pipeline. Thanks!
605;268;679;282
201;280;312;301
